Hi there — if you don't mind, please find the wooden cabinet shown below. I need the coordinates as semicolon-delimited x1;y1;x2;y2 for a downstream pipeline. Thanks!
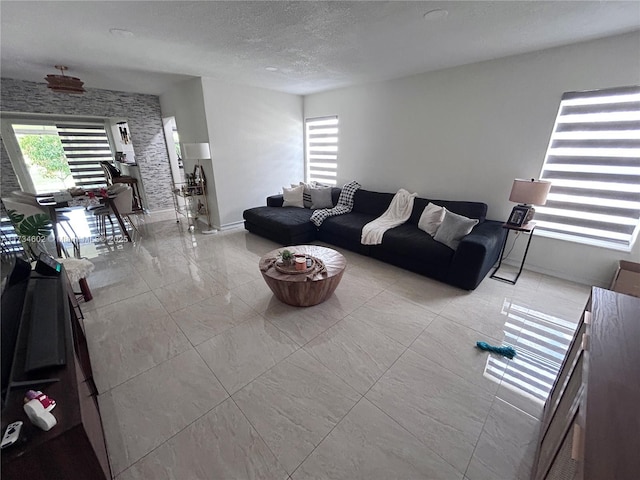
531;287;640;480
0;273;110;480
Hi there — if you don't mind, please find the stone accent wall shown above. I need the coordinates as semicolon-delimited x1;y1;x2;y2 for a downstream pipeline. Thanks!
0;78;173;210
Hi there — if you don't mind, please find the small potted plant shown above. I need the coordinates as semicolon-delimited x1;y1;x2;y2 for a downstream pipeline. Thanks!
278;249;295;266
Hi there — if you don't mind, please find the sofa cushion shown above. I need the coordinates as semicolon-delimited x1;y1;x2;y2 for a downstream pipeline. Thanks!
299;182;313;208
352;189;395;216
433;209;479;250
283;184;304;208
377;224;454;272
319;212;375;240
243;206;314;238
409;197;487;225
318;212;375;253
310;186;333;209
417;202;446;236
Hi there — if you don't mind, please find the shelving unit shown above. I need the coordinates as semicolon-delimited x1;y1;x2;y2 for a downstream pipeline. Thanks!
171;171;212;231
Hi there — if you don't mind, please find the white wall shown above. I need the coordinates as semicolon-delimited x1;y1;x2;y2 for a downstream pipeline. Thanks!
160;78;210;143
304;31;640;286
200;78;303;228
160;78;221;227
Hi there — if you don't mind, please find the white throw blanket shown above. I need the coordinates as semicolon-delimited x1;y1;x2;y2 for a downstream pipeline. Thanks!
361;188;417;245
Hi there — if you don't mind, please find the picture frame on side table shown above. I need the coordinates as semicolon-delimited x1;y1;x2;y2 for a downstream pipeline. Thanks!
507;205;530;227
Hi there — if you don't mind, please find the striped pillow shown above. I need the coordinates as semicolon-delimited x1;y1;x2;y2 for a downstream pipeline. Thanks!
297;181;329;208
301;182;313;208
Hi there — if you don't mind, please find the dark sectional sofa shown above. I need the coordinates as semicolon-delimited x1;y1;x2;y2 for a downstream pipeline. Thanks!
243;188;506;290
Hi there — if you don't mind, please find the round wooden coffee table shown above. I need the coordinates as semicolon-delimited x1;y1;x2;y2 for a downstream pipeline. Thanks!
259;245;346;307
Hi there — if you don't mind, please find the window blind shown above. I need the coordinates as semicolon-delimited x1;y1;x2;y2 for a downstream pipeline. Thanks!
536;86;640;251
483;302;574;403
56;123;112;189
305;116;338;185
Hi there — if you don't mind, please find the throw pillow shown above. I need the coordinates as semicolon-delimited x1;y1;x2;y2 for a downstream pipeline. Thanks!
282;184;304;208
418;202;445;236
433;209;479;250
310;186;333;209
297;182;313;208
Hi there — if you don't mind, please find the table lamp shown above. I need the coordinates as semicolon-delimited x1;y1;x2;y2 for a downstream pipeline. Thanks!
507;178;551;227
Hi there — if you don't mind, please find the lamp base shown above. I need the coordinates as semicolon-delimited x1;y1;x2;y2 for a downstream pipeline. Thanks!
507;205;536;227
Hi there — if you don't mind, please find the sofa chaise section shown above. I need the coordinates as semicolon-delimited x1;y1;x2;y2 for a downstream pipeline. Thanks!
243;188;341;245
243;206;317;245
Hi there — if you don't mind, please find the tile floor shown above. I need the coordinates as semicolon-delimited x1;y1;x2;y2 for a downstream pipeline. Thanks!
74;218;590;480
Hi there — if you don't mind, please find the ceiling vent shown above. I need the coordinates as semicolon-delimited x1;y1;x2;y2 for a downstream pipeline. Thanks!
45;65;86;94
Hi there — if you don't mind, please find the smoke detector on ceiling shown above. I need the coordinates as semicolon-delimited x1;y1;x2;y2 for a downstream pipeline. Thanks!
44;65;86;94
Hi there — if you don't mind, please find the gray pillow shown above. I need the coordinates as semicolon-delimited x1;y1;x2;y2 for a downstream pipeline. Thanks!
433;209;479;250
310;186;333;209
418;202;445;236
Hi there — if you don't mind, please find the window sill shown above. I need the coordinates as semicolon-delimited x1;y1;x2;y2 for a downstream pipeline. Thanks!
535;228;634;253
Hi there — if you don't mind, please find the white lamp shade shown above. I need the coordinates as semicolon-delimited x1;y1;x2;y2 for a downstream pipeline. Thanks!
182;143;210;160
509;179;551;205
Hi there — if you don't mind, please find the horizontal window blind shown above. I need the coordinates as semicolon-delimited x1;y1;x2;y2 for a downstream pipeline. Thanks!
305;116;338;185
484;301;574;403
56;123;112;189
536;86;640;251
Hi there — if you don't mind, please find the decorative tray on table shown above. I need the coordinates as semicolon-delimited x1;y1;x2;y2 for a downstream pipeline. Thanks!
275;255;318;275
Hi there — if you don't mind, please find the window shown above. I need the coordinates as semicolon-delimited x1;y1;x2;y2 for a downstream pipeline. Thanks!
56;123;113;189
305;116;338;185
536;86;640;251
10;120;112;193
11;123;71;193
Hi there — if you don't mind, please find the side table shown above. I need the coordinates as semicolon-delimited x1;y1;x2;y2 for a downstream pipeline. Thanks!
490;221;536;285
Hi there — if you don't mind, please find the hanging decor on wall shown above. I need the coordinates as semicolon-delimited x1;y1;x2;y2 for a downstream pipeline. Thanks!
117;122;131;144
44;65;86;94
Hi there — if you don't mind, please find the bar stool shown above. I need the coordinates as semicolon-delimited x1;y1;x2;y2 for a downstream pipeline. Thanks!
100;162;143;211
112;177;142;211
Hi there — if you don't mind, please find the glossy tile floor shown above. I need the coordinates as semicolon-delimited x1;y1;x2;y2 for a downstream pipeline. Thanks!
76;218;590;480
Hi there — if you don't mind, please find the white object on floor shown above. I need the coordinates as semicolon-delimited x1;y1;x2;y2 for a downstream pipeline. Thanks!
59;258;94;283
23;400;57;431
361;188;417;245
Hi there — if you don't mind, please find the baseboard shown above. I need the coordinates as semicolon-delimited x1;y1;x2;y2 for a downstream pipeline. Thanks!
218;221;245;231
147;208;174;215
501;258;607;288
143;208;175;223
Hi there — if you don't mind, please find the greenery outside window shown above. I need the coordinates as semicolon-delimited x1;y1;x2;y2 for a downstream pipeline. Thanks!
10;121;113;193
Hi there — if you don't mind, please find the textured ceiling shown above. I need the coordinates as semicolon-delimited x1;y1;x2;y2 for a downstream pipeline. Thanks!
1;1;639;96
